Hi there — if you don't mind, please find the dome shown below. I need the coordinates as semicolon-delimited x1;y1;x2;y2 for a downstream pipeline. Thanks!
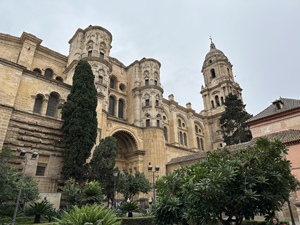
204;42;226;60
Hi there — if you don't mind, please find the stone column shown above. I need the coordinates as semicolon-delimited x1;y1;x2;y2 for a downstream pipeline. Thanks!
41;94;49;116
134;91;141;126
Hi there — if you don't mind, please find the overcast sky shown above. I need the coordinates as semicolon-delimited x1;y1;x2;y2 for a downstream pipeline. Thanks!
1;1;299;116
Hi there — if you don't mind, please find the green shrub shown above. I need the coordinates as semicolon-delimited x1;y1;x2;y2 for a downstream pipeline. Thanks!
116;216;154;225
54;204;121;225
0;204;22;218
242;221;290;225
26;201;54;223
119;202;140;217
0;216;48;224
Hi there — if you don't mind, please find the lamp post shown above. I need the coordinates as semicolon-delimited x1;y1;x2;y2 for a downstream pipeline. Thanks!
148;162;159;204
12;150;38;225
112;171;118;209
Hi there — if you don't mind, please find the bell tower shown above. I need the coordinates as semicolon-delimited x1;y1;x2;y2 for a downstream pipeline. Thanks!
200;40;242;114
200;40;243;149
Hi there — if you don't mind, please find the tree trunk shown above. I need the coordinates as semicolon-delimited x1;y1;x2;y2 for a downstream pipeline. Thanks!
34;214;41;223
128;212;133;217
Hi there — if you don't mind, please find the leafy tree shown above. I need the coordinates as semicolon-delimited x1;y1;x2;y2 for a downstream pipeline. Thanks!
82;180;104;205
20;176;40;210
26;201;54;223
89;136;118;202
219;93;252;145
117;170;151;201
55;204;121;225
0;146;16;181
153;138;299;225
62;178;82;206
61;60;98;182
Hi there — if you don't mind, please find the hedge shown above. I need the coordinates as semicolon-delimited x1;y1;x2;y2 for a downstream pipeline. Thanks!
242;220;290;225
0;216;48;225
116;216;154;225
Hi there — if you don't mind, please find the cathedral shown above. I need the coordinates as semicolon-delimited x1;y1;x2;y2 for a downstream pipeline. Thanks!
0;25;243;201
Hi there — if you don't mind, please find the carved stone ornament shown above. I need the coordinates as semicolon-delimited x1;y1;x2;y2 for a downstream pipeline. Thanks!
170;105;176;112
106;121;113;131
144;71;149;79
212;91;220;95
138;130;143;140
187;114;194;119
154;71;159;79
86;40;94;50
143;93;150;99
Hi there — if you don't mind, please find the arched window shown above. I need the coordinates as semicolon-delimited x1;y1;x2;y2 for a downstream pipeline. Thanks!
164;127;168;141
98;76;103;83
45;69;53;78
195;125;198;133
156;120;160;127
100;52;104;58
145;79;149;86
211;101;215;108
179;132;183;145
118;99;124;119
46;93;58;117
33;68;41;74
211;69;216;78
200;138;204;150
145;99;150;106
154;80;158;86
178;119;181;127
215;96;220;107
110;78;115;89
183;133;187;146
33;94;43;114
56;77;63;82
221;97;224;105
156;100;159;106
109;96;115;116
197;137;200;149
146;119;150;127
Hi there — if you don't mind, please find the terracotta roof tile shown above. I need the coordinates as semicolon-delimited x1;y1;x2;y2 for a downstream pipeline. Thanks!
246;98;300;123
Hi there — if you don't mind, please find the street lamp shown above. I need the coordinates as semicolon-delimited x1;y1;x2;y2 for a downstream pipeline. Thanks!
12;150;38;225
112;171;118;209
148;162;159;204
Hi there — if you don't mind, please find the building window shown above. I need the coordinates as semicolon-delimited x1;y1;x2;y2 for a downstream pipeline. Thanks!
178;119;181;127
145;99;150;106
145;79;149;86
183;133;187;146
56;77;63;82
220;143;223;147
156;100;159;106
45;69;53;78
211;69;216;78
98;76;103;83
33;68;41;74
146;119;150;127
179;132;183;145
110;78;115;89
118;99;124;119
163;116;166;120
157;120;160;127
182;123;185;128
200;138;204;150
88;51;92;57
33;95;43;114
109;96;115;116
46;93;58;117
215;96;220;107
197;137;200;149
227;68;230;76
195;125;198;133
221;97;224;105
100;52;104;58
154;80;158;86
211;101;215;108
35;164;46;176
164;127;168;141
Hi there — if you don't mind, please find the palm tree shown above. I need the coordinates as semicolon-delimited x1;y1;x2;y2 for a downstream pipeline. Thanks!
119;201;140;217
55;204;121;225
26;201;53;223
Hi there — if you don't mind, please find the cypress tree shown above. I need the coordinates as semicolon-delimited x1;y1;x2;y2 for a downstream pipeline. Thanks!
61;60;98;182
219;93;252;146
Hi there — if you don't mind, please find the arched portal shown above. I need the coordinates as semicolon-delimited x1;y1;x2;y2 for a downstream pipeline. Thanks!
112;130;144;172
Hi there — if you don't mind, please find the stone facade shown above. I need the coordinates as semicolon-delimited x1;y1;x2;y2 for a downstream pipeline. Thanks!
0;25;242;198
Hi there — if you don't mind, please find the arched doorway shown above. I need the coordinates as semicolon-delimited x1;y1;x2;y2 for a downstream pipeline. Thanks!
112;130;144;172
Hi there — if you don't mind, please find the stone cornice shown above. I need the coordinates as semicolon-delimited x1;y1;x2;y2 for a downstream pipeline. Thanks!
109;56;126;68
68;25;113;44
0;57;26;71
166;143;198;153
132;85;164;94
36;45;68;63
64;57;112;74
19;32;42;46
109;88;127;97
200;79;242;94
124;150;146;158
126;58;161;70
0;33;20;43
